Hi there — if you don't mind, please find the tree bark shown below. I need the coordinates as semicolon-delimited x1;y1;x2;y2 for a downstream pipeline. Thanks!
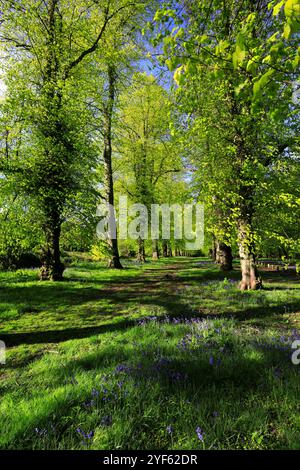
152;240;159;260
175;246;181;256
137;237;146;262
103;64;122;269
39;0;64;281
216;241;233;271
40;210;64;281
162;240;168;257
238;218;262;290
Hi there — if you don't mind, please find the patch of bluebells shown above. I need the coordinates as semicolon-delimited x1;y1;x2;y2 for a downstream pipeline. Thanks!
177;321;226;354
82;377;130;410
76;428;94;445
196;426;205;442
137;314;224;328
137;316;158;326
209;356;222;367
150;356;188;383
153;357;173;370
83;399;96;408
169;371;188;383
252;330;300;358
115;364;132;374
177;333;207;353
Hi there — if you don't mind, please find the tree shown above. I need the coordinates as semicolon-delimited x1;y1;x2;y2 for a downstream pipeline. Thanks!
0;0;143;280
117;73;180;261
154;0;299;289
86;20;144;268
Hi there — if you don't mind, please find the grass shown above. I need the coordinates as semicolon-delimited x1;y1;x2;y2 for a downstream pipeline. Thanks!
0;257;300;450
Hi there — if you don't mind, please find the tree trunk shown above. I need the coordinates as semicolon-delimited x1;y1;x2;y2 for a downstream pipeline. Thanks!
152;240;159;260
39;1;65;281
167;243;173;257
40;211;64;281
162;240;168;257
216;241;233;271
103;64;122;269
238;218;262;290
137;237;146;262
210;237;217;261
107;237;123;269
175;245;182;256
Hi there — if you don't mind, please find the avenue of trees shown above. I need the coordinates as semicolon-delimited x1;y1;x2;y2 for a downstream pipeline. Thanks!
0;0;299;289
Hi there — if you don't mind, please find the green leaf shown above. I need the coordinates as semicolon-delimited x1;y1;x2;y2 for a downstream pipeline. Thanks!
232;45;246;69
273;0;285;16
284;0;300;33
267;31;280;42
174;28;185;39
173;65;185;85
196;34;208;44
253;69;275;96
262;54;272;63
284;0;300;21
283;22;292;39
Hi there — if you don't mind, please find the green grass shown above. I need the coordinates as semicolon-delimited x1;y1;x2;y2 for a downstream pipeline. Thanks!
0;257;300;450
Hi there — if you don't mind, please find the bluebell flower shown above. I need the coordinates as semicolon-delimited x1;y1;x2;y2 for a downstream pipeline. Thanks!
196;426;205;441
166;425;173;435
77;428;94;440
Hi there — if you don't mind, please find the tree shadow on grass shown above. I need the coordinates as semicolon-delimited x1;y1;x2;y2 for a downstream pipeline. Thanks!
1;262;300;348
2;287;300;347
0;318;136;347
4;334;298;450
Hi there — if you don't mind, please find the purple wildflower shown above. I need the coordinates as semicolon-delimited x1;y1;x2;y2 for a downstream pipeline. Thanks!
166;425;173;435
76;428;94;440
83;399;95;408
196;426;205;441
115;364;131;374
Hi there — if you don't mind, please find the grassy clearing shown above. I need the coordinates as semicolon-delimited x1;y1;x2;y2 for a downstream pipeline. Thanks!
0;257;300;450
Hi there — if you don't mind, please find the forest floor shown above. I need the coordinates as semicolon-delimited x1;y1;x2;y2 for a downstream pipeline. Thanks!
0;256;300;450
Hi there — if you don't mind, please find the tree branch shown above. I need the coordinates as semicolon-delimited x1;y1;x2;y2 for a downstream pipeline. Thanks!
64;2;136;79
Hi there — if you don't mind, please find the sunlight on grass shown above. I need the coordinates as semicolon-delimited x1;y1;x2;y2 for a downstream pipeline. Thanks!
0;258;300;449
